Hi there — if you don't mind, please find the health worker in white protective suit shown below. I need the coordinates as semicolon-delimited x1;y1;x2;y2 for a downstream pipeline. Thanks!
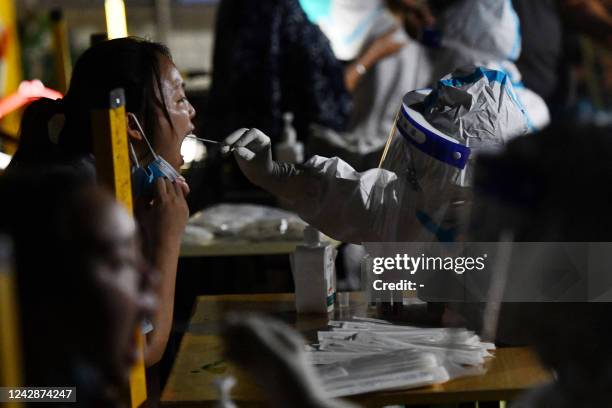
297;0;550;170
222;65;534;244
426;0;550;130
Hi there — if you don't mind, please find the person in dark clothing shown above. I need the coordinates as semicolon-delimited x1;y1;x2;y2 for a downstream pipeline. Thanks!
512;0;565;101
511;0;612;112
204;0;352;143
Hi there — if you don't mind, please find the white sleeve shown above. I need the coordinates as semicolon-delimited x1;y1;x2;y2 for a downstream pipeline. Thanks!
290;156;403;244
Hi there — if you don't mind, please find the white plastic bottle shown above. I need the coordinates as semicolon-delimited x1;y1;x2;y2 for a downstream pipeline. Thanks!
274;112;304;163
291;226;336;313
213;376;237;408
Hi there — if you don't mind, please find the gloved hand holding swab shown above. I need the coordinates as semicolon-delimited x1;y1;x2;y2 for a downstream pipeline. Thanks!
222;128;278;185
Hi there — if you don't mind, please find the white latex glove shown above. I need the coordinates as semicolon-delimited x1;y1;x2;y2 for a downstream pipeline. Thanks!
221;128;277;188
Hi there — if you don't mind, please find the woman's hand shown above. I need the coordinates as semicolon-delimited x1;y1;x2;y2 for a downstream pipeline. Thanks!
150;177;189;245
345;28;406;92
175;175;191;196
134;177;188;366
135;177;189;251
362;28;407;64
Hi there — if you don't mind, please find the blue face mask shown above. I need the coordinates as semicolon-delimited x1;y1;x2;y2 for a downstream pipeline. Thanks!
128;114;181;198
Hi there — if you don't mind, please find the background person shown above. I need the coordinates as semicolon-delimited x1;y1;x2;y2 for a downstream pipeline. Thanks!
302;0;433;171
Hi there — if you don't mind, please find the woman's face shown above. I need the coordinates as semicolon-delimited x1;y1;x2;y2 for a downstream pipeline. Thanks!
78;191;157;387
152;55;196;171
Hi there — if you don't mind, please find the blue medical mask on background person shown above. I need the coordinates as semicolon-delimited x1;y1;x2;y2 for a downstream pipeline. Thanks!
128;113;182;198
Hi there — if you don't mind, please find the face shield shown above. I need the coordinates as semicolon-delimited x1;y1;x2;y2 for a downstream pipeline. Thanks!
373;66;529;243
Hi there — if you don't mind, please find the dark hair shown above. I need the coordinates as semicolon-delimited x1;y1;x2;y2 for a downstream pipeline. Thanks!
11;37;173;167
473;121;612;241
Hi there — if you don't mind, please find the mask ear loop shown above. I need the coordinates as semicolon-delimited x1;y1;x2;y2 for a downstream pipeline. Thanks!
128;113;158;160
129;142;141;167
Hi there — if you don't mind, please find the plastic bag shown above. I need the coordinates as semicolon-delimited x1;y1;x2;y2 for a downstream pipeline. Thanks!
188;204;307;241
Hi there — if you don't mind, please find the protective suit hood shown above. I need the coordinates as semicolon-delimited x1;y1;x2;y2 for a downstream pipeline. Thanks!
393;66;529;189
436;0;521;62
429;0;550;130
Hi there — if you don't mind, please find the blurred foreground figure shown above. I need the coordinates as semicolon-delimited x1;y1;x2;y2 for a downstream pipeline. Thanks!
223;315;357;408
0;174;158;407
471;121;612;407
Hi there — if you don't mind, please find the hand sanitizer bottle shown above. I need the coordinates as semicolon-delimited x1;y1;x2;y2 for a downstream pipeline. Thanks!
291;226;336;313
274;112;304;163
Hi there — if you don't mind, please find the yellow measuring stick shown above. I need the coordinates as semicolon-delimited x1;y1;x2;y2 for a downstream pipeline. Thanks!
0;0;24;149
50;9;72;94
91;89;146;407
92;89;133;211
0;237;23;408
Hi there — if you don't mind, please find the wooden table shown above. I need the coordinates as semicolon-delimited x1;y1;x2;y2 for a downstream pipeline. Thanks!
180;238;340;258
161;294;552;407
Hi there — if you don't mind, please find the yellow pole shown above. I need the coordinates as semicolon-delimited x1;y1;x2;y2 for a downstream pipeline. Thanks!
91;89;147;407
0;0;23;152
105;0;129;39
50;9;72;94
0;236;23;408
